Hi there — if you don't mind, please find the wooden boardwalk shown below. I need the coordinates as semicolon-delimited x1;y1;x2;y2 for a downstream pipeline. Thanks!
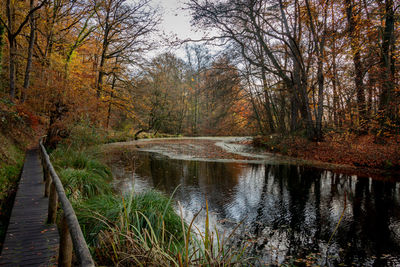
0;149;59;266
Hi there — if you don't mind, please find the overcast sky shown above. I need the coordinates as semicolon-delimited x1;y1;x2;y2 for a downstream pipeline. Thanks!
148;0;210;59
152;0;204;40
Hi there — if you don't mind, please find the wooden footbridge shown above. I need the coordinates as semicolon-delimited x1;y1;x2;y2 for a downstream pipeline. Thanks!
0;140;94;266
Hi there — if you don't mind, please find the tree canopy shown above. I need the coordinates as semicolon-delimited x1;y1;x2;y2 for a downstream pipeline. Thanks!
0;0;399;141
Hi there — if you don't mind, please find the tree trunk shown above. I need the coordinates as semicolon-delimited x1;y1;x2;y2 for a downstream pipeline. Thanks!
305;0;327;141
0;24;4;75
315;51;325;140
97;53;106;98
378;0;396;126
106;73;116;128
9;38;16;100
345;0;367;130
261;67;276;133
7;0;16;100
332;52;339;127
22;0;36;102
97;22;110;98
249;90;265;135
290;95;299;132
330;1;339;127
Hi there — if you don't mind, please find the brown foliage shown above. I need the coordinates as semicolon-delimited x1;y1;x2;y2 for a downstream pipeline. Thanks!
254;133;400;171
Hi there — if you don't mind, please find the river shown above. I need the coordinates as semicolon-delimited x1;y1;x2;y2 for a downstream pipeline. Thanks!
105;137;400;266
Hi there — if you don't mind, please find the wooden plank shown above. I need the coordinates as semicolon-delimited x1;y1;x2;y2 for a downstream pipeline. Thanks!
0;149;59;266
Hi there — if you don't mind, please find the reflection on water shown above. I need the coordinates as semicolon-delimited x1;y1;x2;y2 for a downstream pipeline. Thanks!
110;151;400;266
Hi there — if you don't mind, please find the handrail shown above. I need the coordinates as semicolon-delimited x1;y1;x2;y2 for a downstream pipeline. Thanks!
39;138;95;267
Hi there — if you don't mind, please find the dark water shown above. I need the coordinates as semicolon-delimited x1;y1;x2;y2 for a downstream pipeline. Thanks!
110;151;400;266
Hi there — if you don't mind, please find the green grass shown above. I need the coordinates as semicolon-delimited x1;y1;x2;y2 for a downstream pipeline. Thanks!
51;149;111;178
0;164;22;200
59;168;112;200
75;191;183;245
74;191;185;266
75;191;252;266
176;201;252;267
50;144;113;202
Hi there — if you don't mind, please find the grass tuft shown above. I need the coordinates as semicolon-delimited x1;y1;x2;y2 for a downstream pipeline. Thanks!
75;191;186;265
59;168;112;200
50;144;112;202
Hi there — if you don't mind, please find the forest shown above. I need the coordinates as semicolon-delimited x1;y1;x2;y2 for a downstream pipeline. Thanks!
0;0;400;266
0;0;399;142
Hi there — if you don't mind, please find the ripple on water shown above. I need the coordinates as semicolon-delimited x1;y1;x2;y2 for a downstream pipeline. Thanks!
108;144;400;266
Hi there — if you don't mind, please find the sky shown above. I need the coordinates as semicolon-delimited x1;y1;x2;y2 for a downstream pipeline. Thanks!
149;0;210;59
154;0;202;40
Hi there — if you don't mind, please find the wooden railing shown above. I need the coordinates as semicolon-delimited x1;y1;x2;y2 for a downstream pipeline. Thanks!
39;138;95;267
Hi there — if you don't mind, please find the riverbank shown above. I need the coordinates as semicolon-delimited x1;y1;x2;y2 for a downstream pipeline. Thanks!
253;133;400;178
105;135;400;179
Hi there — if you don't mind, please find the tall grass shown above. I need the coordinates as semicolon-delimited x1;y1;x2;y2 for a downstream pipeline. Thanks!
177;201;252;267
75;193;252;266
75;191;185;266
50;143;112;201
59;168;112;200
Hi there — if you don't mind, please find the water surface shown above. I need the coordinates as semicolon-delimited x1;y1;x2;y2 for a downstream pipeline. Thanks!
109;148;400;266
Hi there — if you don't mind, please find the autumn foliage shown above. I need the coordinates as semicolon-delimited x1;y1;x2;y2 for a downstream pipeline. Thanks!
254;133;400;172
0;0;399;170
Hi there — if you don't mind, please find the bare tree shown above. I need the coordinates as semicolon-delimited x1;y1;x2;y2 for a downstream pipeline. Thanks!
93;0;160;98
187;0;330;140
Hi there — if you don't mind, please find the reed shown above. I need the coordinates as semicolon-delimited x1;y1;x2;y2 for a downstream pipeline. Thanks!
177;200;252;267
75;191;185;265
76;195;253;266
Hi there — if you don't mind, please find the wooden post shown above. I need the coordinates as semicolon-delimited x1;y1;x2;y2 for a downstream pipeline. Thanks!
44;168;51;197
40;152;44;178
59;213;73;267
47;182;58;224
43;161;47;182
